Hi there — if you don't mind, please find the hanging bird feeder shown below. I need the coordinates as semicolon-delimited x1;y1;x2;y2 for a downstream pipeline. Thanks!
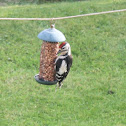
34;24;66;85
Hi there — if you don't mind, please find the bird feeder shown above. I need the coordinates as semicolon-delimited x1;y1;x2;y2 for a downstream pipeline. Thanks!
34;24;66;85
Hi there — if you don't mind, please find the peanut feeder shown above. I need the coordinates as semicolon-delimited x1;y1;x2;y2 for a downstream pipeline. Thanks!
35;25;66;85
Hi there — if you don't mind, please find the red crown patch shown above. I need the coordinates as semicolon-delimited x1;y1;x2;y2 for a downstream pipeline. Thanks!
59;42;66;48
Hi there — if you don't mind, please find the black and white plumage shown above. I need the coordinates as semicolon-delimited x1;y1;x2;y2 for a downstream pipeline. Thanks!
55;42;72;88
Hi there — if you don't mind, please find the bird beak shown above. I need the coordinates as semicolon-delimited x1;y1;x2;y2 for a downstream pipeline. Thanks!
57;49;62;54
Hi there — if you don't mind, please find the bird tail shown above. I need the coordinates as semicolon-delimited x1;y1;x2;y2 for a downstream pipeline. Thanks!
59;82;63;88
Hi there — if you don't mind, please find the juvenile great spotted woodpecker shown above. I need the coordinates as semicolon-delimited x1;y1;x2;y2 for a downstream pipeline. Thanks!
55;42;72;88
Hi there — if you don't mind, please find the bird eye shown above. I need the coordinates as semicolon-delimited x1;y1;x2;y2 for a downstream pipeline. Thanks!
62;47;65;49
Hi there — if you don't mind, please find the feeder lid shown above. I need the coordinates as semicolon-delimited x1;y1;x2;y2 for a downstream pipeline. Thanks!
38;28;66;42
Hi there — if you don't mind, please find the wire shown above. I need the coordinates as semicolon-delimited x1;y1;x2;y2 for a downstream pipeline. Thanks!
0;9;126;21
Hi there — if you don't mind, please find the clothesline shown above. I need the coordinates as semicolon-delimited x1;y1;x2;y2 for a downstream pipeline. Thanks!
0;9;126;21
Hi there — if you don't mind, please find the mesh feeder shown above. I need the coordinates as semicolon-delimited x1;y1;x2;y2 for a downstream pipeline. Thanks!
34;25;66;85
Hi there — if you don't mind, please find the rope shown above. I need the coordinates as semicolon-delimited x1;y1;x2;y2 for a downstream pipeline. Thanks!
0;9;126;21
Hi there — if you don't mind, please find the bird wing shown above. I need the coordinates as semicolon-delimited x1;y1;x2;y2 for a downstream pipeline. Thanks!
55;58;67;74
67;55;73;70
55;56;72;83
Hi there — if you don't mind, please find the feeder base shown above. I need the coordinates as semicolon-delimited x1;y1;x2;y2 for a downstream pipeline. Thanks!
34;74;57;85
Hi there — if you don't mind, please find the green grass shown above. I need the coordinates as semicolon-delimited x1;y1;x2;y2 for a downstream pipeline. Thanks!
0;0;126;125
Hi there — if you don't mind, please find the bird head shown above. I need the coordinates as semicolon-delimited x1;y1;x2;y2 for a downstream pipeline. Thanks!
57;42;71;55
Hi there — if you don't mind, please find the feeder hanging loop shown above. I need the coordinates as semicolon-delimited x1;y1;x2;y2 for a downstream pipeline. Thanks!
50;18;56;28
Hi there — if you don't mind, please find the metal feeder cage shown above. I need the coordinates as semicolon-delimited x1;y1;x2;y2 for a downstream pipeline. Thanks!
34;25;66;85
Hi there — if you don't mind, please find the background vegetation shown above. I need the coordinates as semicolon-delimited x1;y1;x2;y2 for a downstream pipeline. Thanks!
0;0;126;125
0;0;85;5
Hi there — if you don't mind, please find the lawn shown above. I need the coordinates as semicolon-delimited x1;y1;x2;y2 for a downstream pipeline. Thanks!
0;0;126;126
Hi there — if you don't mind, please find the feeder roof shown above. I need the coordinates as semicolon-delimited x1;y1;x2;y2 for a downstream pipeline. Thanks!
38;28;66;42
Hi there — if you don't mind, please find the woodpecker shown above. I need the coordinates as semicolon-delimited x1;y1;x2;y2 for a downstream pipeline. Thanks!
55;42;72;88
